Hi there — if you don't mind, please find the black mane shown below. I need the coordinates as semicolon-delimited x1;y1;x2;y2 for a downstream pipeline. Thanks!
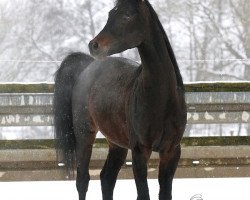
144;0;184;89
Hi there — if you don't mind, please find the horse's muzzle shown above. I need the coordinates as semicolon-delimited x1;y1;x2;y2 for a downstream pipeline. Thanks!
89;40;98;56
89;35;112;59
89;40;99;54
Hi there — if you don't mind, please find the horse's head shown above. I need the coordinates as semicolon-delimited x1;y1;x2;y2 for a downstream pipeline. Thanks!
89;0;148;59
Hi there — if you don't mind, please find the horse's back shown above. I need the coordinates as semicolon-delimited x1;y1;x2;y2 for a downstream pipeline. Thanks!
72;57;140;148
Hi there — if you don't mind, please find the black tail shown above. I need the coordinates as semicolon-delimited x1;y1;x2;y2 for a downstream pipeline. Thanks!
53;52;94;176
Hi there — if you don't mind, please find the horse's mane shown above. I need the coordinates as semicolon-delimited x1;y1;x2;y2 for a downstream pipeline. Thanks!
144;0;184;89
115;0;184;89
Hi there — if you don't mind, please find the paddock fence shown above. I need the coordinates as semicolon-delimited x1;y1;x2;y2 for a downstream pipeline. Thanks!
0;82;250;181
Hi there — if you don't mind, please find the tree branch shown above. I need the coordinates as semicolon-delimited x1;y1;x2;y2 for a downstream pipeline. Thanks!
199;2;246;60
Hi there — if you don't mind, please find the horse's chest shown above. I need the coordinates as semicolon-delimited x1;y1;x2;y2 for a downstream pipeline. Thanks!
128;90;177;150
130;105;164;145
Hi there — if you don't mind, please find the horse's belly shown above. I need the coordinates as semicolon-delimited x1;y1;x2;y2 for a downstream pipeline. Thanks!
99;122;130;149
86;58;138;149
89;90;130;149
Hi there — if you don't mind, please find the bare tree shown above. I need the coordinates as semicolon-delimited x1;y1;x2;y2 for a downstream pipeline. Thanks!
0;0;249;82
197;0;249;79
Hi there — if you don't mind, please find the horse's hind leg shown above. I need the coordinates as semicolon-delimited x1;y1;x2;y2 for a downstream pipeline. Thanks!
158;145;181;200
75;130;96;200
73;106;96;200
132;145;152;200
101;142;128;200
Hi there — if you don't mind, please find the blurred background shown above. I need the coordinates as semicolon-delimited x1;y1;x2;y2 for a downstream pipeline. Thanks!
0;0;249;82
0;0;249;139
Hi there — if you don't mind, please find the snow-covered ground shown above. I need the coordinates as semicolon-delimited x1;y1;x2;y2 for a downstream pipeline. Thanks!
0;178;249;200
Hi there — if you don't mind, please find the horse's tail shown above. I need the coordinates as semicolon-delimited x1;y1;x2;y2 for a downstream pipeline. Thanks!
53;52;94;176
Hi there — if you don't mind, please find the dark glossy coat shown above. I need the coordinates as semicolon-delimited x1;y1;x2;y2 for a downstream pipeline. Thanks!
54;0;187;199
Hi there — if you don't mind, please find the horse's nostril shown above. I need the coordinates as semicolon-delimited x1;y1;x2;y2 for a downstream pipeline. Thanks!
92;42;99;50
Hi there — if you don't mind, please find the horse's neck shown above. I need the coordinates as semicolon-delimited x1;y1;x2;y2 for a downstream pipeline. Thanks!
137;23;177;96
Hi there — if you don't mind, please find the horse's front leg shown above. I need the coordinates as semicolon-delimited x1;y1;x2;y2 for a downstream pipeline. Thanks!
101;142;128;200
158;145;181;200
132;144;152;200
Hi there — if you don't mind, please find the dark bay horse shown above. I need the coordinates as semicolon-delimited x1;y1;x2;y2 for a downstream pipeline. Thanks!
54;0;186;199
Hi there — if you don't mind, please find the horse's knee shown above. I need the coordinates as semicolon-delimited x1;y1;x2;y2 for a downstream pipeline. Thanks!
76;174;90;189
101;145;127;179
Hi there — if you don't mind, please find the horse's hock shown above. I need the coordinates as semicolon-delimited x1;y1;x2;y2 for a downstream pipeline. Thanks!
0;82;250;181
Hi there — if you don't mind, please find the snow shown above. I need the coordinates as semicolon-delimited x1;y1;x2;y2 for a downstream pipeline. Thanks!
185;81;250;85
204;112;214;120
192;113;199;121
219;113;226;120
242;111;250;122
0;82;54;84
0;178;249;200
